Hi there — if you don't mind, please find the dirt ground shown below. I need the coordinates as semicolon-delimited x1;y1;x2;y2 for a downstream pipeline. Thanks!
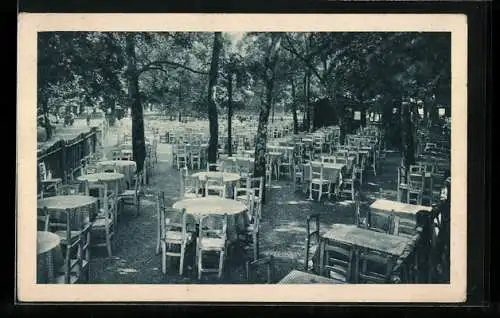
87;134;406;284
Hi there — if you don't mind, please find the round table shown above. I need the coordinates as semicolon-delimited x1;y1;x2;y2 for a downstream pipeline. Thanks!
38;195;98;227
173;197;248;242
37;231;63;283
97;161;136;188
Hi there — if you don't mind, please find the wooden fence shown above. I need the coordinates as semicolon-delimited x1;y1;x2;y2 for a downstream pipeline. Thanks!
37;127;102;194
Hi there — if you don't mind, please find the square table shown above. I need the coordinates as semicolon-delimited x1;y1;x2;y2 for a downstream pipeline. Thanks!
322;224;413;257
370;199;433;222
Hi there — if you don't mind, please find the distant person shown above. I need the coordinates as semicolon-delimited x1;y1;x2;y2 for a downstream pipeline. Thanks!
86;109;91;126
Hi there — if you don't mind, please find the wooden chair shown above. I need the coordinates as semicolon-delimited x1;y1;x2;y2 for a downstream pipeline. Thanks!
368;210;395;234
397;166;409;202
205;174;225;197
392;216;418;238
407;173;424;205
339;169;356;201
304;213;320;273
278;149;294;180
48;208;90;284
117;170;143;217
120;149;133;161
190;147;202;170
99;162;117;173
90;181;115;257
265;155;273;188
60;180;89;196
293;160;305;192
37;206;50;232
159;201;195;276
319;239;355;283
245;255;275;284
308;162;331;202
357;248;396;284
237;193;261;261
197;214;228;280
247;177;263;220
181;170;200;199
38;162;63;198
234;178;255;217
111;149;122;161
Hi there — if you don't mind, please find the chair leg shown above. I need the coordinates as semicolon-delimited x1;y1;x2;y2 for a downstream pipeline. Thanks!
106;232;112;257
309;183;313;200
218;250;225;279
161;242;167;274
179;246;185;276
198;250;203;280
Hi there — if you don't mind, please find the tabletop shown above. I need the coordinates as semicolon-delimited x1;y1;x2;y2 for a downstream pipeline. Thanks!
37;231;61;255
370;199;433;216
192;171;241;183
173;197;247;217
322;224;412;257
278;270;345;284
307;162;346;171
78;172;125;182
38;195;98;210
97;160;136;167
267;152;283;156
227;157;255;162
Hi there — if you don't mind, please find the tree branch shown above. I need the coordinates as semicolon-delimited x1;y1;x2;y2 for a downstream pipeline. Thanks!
282;34;323;82
138;60;209;76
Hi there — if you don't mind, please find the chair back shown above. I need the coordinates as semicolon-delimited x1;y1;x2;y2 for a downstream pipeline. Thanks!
369;210;394;234
111;149;121;161
409;164;423;174
89;181;114;220
60;180;89;196
99;162;117;173
182;174;199;198
305;213;320;272
392;215;418;237
120;149;133;161
321;239;355;282
408;173;424;190
248;176;264;204
222;160;240;174
309;162;324;181
207;163;221;172
321;156;335;164
358;248;396;284
245;256;274;284
199;213;228;241
335;156;347;165
205;173;224;197
162;207;190;241
37;206;50;231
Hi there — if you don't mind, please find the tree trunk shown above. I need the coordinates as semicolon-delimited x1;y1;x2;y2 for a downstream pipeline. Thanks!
306;71;314;132
125;33;146;173
271;95;275;124
227;72;233;156
178;80;182;122
41;94;53;140
291;78;298;134
254;80;273;204
360;106;367;128
207;32;223;166
303;71;309;132
400;101;415;172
